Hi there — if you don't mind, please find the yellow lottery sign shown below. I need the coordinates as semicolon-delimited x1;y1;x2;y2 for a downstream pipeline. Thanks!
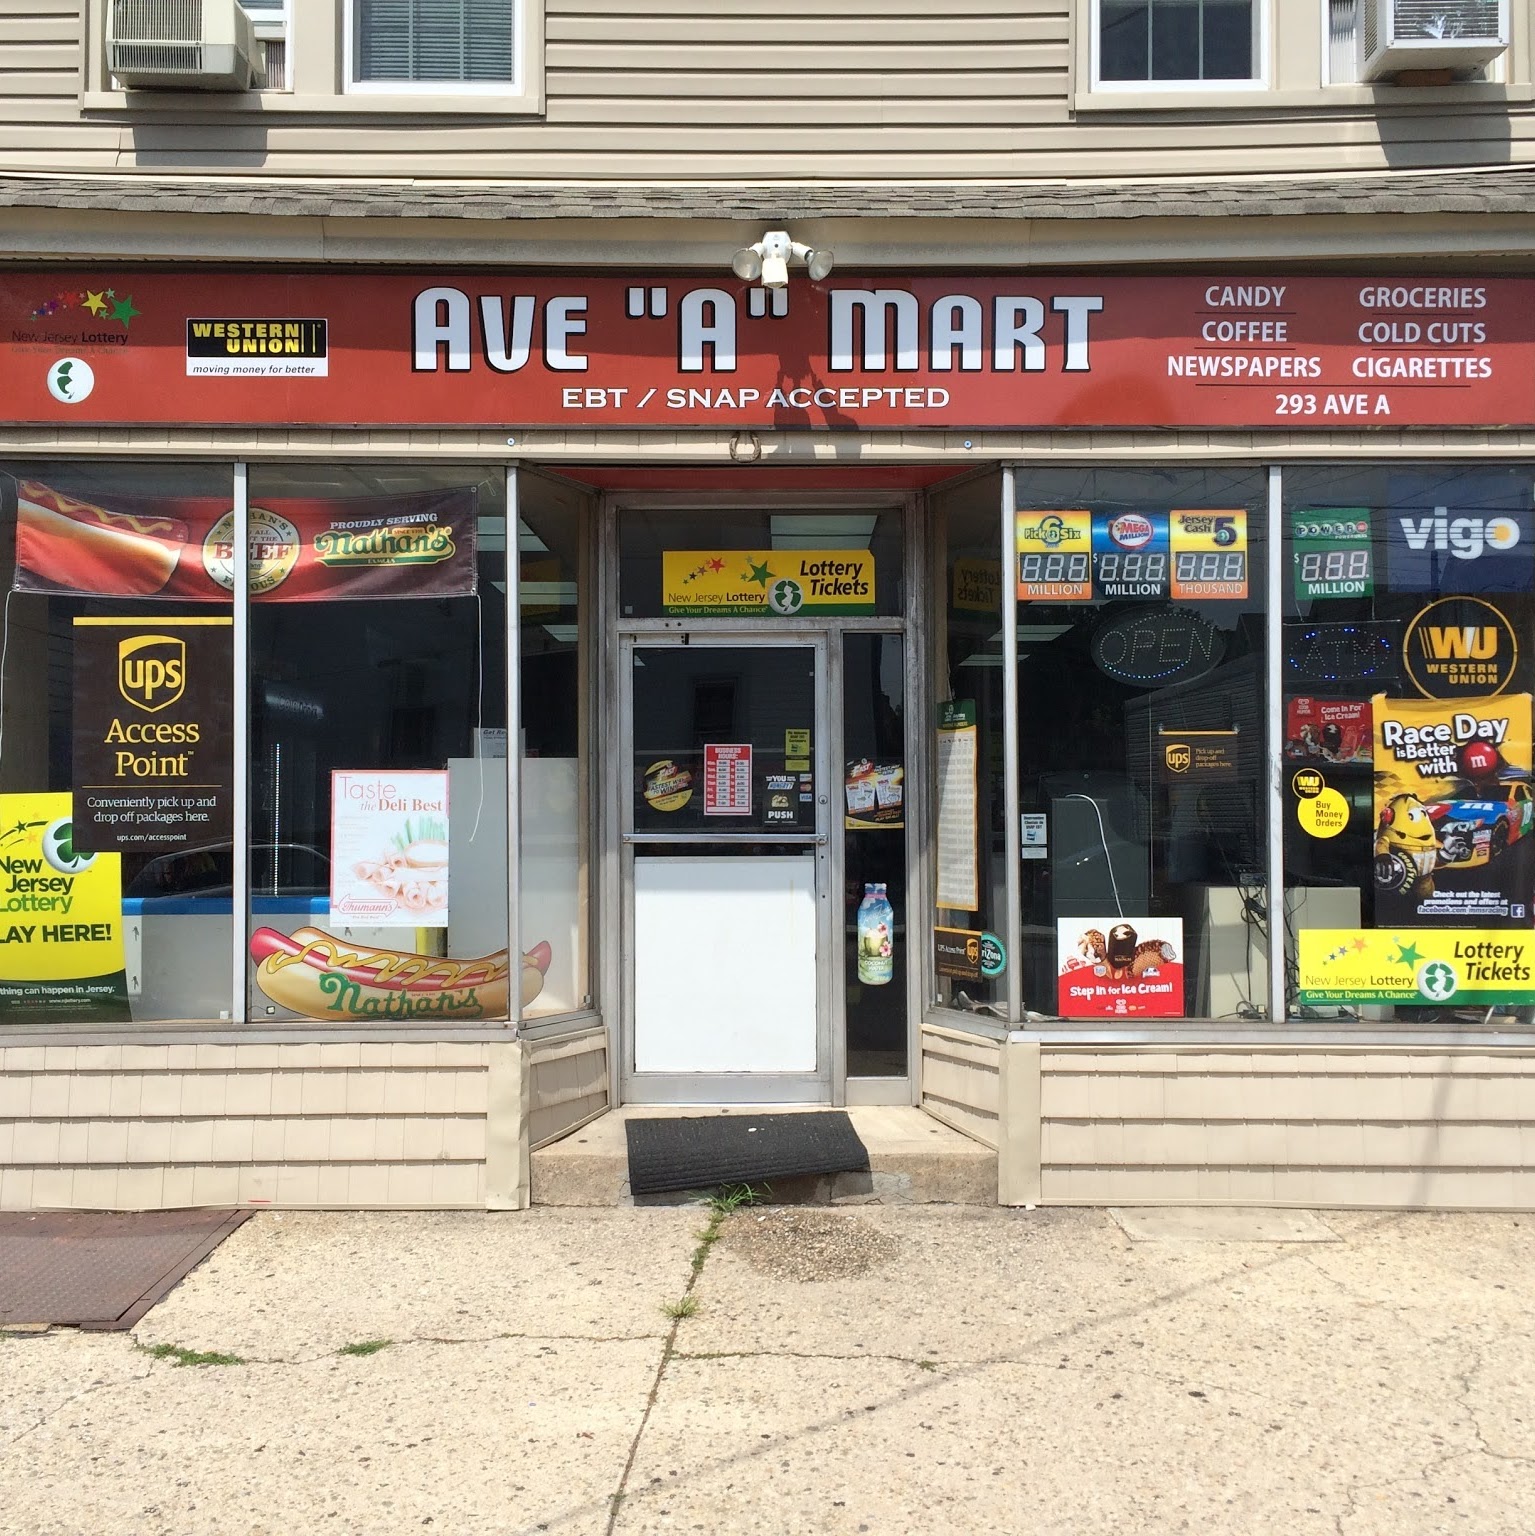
1016;510;1091;601
0;791;128;1022
1298;928;1535;1006
1170;510;1248;600
662;550;874;616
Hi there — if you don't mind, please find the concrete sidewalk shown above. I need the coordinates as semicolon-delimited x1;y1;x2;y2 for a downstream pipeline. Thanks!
1;1203;1531;1535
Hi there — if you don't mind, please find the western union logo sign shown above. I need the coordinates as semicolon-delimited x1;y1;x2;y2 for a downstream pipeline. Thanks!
186;319;328;377
1419;626;1499;661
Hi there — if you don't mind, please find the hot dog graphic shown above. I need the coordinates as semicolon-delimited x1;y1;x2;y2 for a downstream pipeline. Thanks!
249;926;551;1021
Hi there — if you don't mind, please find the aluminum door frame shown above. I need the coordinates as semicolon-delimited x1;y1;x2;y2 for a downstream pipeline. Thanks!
617;630;837;1104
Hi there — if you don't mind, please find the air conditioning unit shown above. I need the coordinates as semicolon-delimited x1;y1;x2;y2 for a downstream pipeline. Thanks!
1361;0;1508;80
108;0;263;92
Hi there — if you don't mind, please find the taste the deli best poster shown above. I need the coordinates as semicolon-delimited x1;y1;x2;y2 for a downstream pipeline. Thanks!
330;770;450;928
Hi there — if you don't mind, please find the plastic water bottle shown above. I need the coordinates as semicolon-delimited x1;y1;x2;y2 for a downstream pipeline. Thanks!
856;883;894;986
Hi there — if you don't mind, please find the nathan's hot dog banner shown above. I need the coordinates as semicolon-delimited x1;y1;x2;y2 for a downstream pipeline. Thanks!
248;926;552;1022
0;791;129;1024
72;616;235;854
1371;691;1535;927
13;480;478;602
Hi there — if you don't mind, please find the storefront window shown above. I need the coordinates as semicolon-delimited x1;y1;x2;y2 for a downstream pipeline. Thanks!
844;632;908;1074
1016;467;1270;1023
933;473;1007;1017
1283;464;1535;1025
518;470;590;1020
244;465;511;1026
618;504;903;620
0;462;236;1027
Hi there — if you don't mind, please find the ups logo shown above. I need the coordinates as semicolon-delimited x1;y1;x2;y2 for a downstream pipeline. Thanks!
1164;743;1192;775
118;634;186;712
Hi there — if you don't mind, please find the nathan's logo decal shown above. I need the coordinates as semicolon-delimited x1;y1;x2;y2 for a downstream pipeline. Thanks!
117;634;186;712
313;520;456;569
1405;597;1520;699
186;319;328;377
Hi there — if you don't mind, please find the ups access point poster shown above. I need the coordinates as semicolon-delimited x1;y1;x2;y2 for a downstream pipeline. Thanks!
72;617;234;854
0;791;128;1024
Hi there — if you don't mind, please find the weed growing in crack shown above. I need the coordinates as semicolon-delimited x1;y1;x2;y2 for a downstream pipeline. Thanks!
141;1343;245;1368
709;1183;765;1215
339;1339;393;1357
689;1182;768;1277
662;1296;699;1321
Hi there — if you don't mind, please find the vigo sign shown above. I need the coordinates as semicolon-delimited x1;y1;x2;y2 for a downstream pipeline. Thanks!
3;273;1533;430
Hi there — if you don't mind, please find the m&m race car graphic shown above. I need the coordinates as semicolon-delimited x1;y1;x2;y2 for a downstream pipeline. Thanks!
1426;781;1535;868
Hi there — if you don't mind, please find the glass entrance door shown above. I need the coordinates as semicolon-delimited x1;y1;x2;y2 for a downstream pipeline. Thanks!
620;635;831;1102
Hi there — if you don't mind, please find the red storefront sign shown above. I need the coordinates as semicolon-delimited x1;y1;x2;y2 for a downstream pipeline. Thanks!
2;273;1529;430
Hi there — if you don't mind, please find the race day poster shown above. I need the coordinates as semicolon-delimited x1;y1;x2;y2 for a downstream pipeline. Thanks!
0;791;129;1024
330;770;450;928
1371;691;1535;926
1298;928;1535;1008
1056;916;1184;1019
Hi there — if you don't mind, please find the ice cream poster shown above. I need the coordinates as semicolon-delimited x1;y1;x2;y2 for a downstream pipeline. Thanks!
330;770;449;928
1371;692;1534;926
1056;917;1184;1019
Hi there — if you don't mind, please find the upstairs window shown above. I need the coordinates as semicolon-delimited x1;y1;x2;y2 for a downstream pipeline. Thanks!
348;0;519;92
1096;0;1261;84
239;0;290;90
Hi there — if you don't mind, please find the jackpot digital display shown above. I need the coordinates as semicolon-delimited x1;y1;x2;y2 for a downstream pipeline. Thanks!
1293;511;1373;601
1092;512;1171;599
1170;511;1249;600
1020;507;1251;602
1016;510;1092;600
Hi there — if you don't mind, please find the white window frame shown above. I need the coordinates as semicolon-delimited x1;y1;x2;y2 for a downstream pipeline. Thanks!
81;0;545;115
1089;0;1272;93
344;0;526;97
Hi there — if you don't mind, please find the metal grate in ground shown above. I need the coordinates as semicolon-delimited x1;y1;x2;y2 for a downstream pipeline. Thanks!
0;1209;250;1330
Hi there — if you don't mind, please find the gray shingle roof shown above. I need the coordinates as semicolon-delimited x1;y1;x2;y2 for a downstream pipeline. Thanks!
1;167;1535;222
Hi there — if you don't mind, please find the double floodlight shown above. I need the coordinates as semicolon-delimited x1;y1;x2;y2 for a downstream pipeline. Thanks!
731;229;835;289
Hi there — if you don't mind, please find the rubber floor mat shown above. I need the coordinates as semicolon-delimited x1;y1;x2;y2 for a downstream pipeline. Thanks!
625;1111;869;1196
0;1208;250;1330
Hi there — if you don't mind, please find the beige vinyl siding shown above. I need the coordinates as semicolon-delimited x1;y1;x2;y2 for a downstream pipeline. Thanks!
920;1023;1002;1151
1040;1047;1535;1210
1;2;1528;181
0;1041;494;1209
527;1025;608;1151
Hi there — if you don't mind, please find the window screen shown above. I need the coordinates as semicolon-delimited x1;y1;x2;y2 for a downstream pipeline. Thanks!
354;0;516;84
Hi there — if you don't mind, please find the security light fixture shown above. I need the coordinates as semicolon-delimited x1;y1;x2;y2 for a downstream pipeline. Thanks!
731;229;835;289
